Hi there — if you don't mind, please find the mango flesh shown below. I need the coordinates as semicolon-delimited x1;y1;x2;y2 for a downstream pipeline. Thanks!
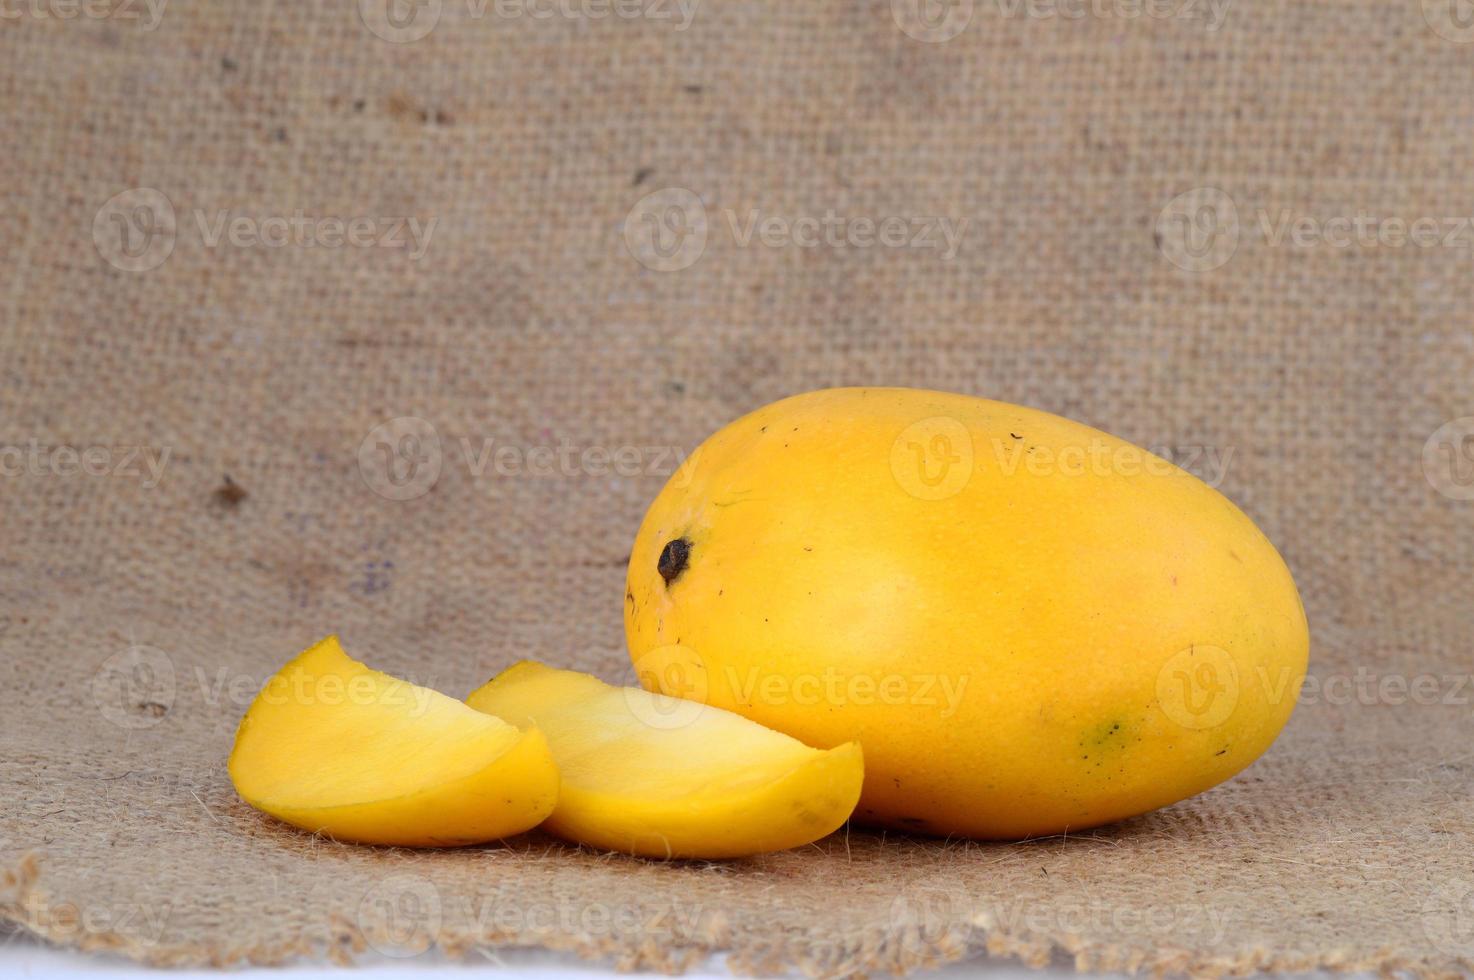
625;387;1309;839
229;636;558;847
466;661;863;858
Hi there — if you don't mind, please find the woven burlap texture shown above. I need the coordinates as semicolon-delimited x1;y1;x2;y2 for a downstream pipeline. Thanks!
3;0;1472;976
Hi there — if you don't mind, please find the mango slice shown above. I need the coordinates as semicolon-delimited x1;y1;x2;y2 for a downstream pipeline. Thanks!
229;636;558;847
466;661;863;859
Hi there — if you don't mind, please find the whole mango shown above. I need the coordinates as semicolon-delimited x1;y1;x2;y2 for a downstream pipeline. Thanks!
624;387;1308;839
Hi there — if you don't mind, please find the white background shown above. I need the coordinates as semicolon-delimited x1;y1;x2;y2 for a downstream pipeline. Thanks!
0;930;1369;980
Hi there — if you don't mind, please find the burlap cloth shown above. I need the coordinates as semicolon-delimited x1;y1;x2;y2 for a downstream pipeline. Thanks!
2;0;1472;975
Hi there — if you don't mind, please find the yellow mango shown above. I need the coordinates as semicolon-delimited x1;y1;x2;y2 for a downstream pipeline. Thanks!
625;387;1309;839
466;661;863;858
229;636;558;847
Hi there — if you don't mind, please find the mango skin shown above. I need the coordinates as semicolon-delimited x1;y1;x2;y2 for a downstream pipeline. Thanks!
229;636;559;847
625;387;1309;839
467;662;864;859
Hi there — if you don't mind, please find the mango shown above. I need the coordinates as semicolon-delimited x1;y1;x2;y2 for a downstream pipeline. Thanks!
467;661;863;858
229;636;558;847
625;387;1309;839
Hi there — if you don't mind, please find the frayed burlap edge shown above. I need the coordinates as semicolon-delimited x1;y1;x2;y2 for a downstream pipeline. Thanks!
4;852;1469;979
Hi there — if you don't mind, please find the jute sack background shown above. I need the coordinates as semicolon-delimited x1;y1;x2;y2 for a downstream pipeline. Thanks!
2;0;1472;975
